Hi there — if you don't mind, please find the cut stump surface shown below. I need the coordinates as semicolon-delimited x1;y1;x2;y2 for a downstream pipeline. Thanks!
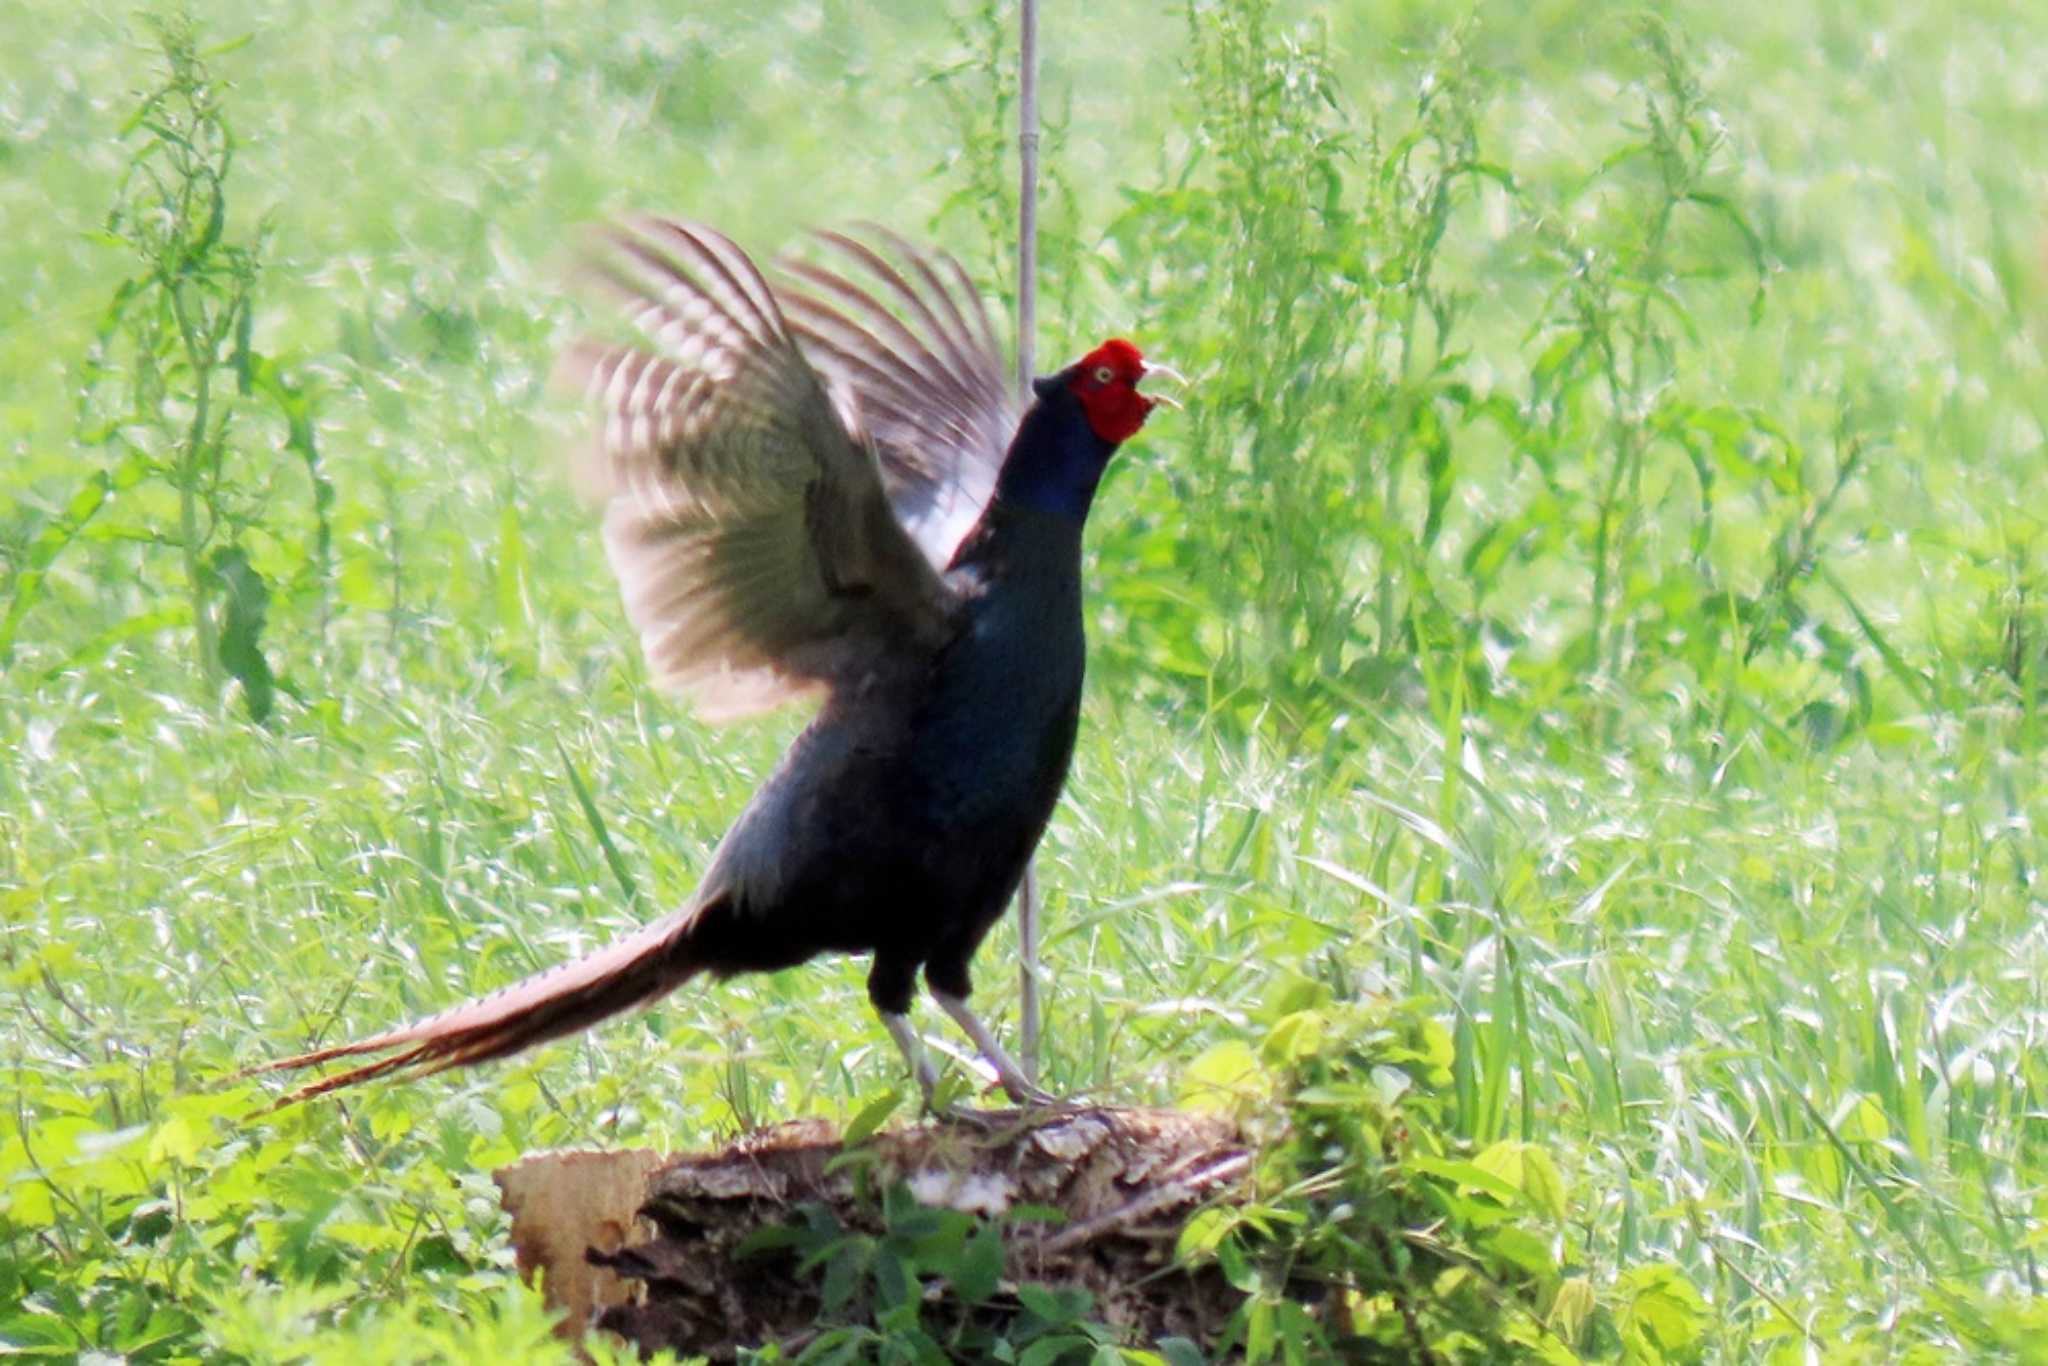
495;1106;1248;1359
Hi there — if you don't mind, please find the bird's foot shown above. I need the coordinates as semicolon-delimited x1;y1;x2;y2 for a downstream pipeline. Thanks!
919;1072;1075;1130
926;1100;1020;1130
991;1066;1057;1109
881;1011;943;1102
928;1096;1080;1131
932;991;1055;1108
885;999;1071;1125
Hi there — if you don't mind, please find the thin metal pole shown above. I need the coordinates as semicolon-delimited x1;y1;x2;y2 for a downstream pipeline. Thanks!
1015;0;1043;1083
1017;0;1039;400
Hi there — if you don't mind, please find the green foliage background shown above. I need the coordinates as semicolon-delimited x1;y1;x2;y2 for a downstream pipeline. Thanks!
3;0;2045;1360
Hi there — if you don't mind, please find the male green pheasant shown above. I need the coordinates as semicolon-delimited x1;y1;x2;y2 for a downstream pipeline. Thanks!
263;220;1175;1108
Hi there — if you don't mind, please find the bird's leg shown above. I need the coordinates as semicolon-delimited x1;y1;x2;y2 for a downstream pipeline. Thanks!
871;956;949;1111
934;991;1054;1106
880;1011;942;1110
879;1012;1008;1127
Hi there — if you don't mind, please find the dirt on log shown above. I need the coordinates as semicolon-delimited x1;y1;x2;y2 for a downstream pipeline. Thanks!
494;1106;1250;1359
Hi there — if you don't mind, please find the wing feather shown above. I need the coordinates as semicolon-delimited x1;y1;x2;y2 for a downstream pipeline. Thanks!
564;218;958;719
774;227;1018;569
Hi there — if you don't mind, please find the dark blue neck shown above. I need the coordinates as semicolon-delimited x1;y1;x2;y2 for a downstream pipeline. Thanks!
991;379;1116;521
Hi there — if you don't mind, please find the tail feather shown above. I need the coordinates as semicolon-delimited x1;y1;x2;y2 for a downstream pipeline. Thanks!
257;908;707;1107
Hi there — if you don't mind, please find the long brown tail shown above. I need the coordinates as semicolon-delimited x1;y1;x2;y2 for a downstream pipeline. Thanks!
255;907;707;1107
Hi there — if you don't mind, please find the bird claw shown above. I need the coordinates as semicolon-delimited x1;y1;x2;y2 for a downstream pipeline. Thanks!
993;1071;1056;1108
930;991;1057;1107
917;1070;1069;1128
926;1101;1016;1130
887;996;1066;1123
927;1097;1077;1130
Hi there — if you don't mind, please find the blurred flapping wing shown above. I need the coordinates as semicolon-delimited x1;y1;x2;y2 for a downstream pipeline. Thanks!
564;218;960;720
776;226;1018;570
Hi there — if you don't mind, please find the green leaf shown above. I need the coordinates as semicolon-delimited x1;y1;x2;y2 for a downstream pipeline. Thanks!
1261;1010;1327;1064
1214;1233;1258;1294
205;544;274;722
1244;1297;1276;1363
147;1113;209;1166
556;736;641;910
1015;1283;1090;1328
735;1220;806;1259
1179;1040;1262;1111
950;1222;1003;1304
1474;1140;1568;1219
1019;1337;1091;1366
1548;1275;1596;1345
1015;1282;1065;1324
1835;1094;1890;1145
870;1246;914;1312
819;1238;871;1313
1481;1225;1556;1278
251;357;332;589
841;1090;903;1148
1406;1155;1526;1205
0;469;114;664
1617;1264;1708;1358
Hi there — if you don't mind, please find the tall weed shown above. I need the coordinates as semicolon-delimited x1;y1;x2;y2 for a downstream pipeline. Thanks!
1094;5;1890;765
64;14;329;719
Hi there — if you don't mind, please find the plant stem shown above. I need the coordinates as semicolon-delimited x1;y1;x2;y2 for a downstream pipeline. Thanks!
1015;0;1042;1081
168;279;220;687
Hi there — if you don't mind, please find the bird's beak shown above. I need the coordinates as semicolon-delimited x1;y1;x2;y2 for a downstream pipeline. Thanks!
1138;361;1187;410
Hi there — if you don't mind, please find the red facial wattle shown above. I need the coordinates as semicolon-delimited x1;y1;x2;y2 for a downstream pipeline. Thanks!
1068;338;1158;445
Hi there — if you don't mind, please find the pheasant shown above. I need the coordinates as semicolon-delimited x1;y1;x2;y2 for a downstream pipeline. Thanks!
263;219;1175;1109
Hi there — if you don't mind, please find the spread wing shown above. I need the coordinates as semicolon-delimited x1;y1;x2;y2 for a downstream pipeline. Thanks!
775;226;1018;570
563;218;960;720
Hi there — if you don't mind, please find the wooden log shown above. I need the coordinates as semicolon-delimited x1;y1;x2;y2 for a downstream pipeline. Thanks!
495;1106;1249;1359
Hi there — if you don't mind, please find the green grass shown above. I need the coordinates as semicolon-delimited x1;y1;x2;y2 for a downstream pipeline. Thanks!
4;0;2047;1360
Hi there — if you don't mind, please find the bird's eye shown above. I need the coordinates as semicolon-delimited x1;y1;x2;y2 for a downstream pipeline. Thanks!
1092;365;1115;384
